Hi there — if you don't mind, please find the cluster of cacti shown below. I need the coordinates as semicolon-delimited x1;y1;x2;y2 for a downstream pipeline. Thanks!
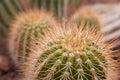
6;4;119;80
8;10;58;62
10;10;117;79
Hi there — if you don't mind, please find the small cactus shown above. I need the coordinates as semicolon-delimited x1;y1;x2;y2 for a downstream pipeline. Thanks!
8;10;58;61
69;10;101;30
20;23;117;80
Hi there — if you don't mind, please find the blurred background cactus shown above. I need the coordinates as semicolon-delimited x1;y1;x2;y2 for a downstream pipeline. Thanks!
30;0;83;19
8;10;58;65
69;10;101;31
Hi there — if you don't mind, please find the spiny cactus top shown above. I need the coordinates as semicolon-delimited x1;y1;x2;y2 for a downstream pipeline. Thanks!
8;10;58;61
69;10;100;31
20;23;118;80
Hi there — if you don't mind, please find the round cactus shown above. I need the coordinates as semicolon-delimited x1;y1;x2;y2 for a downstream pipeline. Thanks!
8;9;58;61
69;10;101;30
20;23;118;80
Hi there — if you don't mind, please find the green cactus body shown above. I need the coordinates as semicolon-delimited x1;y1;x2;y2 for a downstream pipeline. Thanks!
8;10;58;61
21;24;114;80
38;40;106;80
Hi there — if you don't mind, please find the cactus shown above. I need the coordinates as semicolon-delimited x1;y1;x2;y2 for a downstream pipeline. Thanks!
8;10;58;62
69;10;101;30
19;21;118;80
